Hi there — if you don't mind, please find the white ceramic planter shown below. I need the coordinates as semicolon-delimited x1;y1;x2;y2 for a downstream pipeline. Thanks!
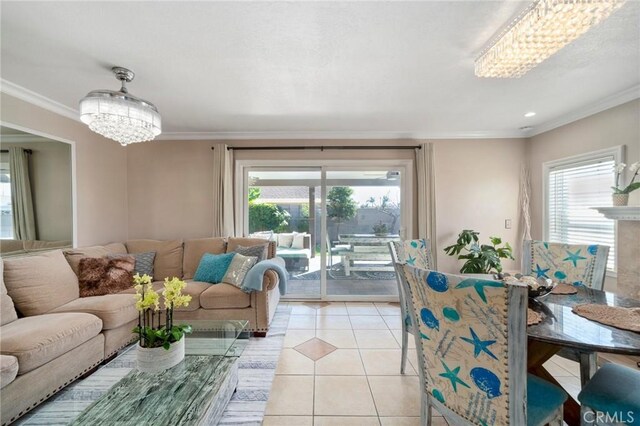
463;273;496;279
136;337;185;373
612;193;629;206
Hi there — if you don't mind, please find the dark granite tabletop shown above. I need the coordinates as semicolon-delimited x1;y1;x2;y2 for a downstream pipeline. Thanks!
528;286;640;354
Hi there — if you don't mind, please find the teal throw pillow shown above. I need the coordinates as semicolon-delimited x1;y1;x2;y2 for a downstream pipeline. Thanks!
194;253;236;284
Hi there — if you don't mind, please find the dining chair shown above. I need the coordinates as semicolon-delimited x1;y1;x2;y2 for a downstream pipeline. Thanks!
522;240;610;290
578;362;640;426
389;239;433;374
397;265;567;426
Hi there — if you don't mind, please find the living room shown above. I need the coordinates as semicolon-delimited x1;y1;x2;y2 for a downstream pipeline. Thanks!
1;1;639;425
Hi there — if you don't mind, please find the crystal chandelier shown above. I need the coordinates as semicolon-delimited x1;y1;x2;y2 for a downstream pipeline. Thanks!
475;0;626;78
79;67;161;145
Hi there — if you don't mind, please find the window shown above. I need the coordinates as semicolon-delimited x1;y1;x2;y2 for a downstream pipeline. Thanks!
0;157;12;239
544;147;622;272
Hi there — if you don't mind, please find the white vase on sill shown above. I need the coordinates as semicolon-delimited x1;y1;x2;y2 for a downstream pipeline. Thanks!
136;337;185;373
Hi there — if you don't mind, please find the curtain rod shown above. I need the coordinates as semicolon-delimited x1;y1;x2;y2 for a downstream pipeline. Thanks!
0;149;32;154
211;145;421;151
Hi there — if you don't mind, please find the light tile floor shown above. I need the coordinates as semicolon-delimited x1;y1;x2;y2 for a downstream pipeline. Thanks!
265;301;583;426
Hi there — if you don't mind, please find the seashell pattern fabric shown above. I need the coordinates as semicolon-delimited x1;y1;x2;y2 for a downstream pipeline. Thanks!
401;265;511;426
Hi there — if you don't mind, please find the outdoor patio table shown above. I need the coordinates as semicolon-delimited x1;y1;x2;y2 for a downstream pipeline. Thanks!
527;286;640;426
337;234;401;276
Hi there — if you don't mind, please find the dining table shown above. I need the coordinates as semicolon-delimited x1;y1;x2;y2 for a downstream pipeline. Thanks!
527;286;640;426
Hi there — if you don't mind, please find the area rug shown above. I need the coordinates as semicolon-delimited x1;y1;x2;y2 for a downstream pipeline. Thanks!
15;306;291;426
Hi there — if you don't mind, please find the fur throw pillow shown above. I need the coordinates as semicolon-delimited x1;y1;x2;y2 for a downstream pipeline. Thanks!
78;256;135;297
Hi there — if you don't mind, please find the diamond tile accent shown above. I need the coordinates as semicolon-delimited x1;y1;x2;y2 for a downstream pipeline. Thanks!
294;338;337;361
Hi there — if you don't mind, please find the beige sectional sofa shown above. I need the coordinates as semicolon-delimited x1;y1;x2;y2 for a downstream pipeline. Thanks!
0;236;281;425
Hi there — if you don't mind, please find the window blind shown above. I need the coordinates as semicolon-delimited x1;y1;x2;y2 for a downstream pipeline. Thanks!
548;156;615;271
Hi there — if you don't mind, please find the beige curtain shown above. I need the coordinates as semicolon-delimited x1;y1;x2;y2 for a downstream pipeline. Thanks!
212;144;235;237
415;143;437;268
9;147;36;240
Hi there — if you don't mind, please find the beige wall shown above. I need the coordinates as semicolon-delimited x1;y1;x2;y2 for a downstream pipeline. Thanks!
0;93;129;246
2;139;72;241
528;100;640;239
127;138;527;273
528;99;640;292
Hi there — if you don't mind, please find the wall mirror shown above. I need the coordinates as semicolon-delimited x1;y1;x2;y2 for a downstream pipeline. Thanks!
0;125;74;255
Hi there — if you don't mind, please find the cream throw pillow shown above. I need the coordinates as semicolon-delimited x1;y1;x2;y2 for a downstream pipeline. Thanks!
291;232;307;249
222;254;258;288
277;233;294;248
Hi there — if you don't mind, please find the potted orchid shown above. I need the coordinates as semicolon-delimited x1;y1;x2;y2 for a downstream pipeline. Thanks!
612;162;640;206
132;273;192;373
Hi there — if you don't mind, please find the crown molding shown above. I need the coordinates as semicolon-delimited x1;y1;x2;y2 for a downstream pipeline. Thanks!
0;134;51;143
1;79;80;122
531;84;640;137
157;129;524;141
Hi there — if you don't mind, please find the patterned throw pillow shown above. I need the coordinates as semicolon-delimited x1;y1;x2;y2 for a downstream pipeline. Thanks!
235;244;268;263
194;253;236;284
78;256;135;297
110;251;155;277
222;254;258;288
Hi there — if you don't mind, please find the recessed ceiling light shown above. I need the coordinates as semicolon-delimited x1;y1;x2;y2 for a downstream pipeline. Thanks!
524;112;536;118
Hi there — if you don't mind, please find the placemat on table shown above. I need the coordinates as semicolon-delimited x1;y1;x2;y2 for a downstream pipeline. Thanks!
528;309;543;326
572;304;640;333
551;283;578;295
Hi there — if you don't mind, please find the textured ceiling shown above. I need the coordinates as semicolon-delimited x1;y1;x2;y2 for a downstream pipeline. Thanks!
1;1;638;138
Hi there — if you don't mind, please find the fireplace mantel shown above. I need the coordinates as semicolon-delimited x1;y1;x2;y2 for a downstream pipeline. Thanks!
593;206;640;221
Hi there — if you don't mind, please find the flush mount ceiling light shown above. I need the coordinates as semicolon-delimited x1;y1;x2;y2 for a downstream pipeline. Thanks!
524;111;537;117
475;0;626;78
79;67;161;146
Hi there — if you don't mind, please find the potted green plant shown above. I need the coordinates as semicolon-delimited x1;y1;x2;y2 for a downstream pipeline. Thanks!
612;162;640;206
443;230;514;275
372;221;389;237
133;273;193;373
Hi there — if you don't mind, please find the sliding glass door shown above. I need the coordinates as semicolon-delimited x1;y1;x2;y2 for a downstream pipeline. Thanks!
324;169;402;298
241;162;409;301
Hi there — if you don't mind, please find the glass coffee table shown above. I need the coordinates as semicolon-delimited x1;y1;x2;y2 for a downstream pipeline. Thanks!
70;320;249;426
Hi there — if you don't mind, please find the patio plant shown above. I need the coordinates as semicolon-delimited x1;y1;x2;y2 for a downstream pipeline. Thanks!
443;229;514;274
327;186;357;238
372;221;389;236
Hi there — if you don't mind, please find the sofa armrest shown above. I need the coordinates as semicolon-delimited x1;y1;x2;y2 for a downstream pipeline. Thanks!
263;269;279;291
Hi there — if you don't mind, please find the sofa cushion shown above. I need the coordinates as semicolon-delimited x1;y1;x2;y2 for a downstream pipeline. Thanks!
126;239;183;281
3;250;80;316
291;232;307;249
0;240;25;254
194;253;235;284
227;238;276;258
23;240;72;252
50;294;138;330
223;254;258;288
183;238;227;279
0;355;18;389
1;261;18;326
175;281;211;311
200;283;251;309
0;313;102;374
63;243;128;276
78;256;135;297
118;280;164;295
